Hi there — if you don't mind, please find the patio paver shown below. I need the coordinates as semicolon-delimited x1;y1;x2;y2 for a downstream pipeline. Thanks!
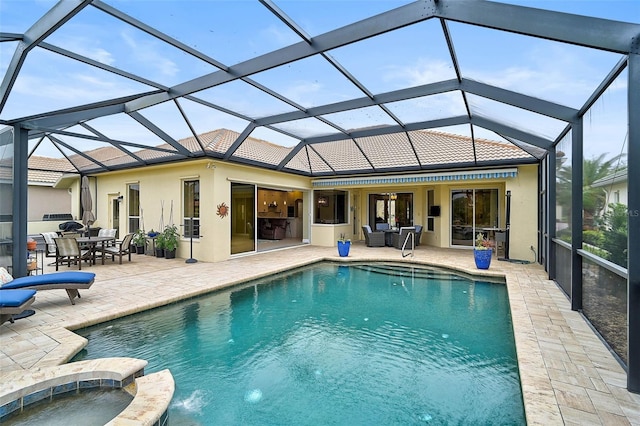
1;244;638;425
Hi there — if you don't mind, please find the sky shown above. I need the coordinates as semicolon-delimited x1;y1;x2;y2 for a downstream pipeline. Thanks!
0;0;638;161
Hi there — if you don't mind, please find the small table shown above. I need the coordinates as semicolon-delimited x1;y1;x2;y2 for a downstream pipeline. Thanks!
27;249;43;275
146;236;157;256
76;236;116;265
383;229;399;246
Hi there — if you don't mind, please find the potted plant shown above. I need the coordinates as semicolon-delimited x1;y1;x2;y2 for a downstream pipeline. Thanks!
154;232;166;257
162;224;180;259
132;229;146;254
337;233;351;257
473;232;494;269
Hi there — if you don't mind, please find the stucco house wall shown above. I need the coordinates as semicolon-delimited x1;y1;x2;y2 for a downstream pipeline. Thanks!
27;186;71;222
64;159;538;263
93;159;311;263
311;164;538;259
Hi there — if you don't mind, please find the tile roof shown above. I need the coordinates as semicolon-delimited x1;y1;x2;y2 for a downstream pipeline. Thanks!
23;128;536;176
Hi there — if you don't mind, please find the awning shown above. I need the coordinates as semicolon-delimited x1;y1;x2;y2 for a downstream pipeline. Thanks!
311;168;518;188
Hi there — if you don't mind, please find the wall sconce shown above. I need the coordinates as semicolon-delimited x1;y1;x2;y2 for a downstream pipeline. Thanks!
284;200;287;205
116;195;124;202
390;193;397;201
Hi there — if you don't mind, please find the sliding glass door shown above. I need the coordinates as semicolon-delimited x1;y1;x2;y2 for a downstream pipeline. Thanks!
451;189;499;247
231;183;255;255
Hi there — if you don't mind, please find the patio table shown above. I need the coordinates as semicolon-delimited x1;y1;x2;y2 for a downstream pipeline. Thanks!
383;229;399;246
76;236;116;265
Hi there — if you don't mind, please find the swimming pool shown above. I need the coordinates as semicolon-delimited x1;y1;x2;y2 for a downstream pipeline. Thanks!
73;262;525;424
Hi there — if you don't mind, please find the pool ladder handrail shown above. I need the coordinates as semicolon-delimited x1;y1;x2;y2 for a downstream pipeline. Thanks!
401;231;415;258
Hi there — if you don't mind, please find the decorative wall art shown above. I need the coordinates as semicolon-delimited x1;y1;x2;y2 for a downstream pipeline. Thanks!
216;202;229;218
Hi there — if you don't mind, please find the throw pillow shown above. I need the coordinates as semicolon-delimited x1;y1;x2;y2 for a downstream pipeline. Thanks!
0;267;14;284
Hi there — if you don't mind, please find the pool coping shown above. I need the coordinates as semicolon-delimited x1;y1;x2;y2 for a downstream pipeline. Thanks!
1;245;638;425
0;357;174;425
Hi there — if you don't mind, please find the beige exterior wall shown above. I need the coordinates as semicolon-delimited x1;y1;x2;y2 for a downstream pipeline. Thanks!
26;180;80;235
61;160;539;263
93;160;311;263
27;185;73;222
319;164;539;259
604;181;628;207
505;164;539;261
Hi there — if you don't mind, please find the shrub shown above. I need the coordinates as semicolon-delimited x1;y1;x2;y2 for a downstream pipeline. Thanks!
583;230;604;247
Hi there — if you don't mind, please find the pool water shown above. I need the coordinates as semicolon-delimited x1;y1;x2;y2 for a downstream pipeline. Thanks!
3;389;133;425
73;262;525;425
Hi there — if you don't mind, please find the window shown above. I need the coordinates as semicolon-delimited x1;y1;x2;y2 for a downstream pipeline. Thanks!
183;180;200;238
314;190;348;224
426;189;435;232
128;183;140;232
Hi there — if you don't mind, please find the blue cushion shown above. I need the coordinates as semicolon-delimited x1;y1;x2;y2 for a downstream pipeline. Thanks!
0;289;36;307
2;272;95;289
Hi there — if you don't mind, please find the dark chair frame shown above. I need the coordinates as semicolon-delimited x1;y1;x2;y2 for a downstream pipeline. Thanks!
41;232;59;264
362;226;385;247
392;227;416;249
414;225;423;246
97;233;134;264
53;237;90;270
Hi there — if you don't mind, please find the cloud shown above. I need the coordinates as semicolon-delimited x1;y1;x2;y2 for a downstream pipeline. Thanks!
120;30;179;78
470;44;622;104
384;59;455;87
261;25;301;47
6;70;145;121
50;34;116;66
281;80;322;105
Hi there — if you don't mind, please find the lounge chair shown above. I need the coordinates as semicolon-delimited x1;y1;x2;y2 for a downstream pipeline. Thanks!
1;269;95;305
0;289;36;324
362;225;385;247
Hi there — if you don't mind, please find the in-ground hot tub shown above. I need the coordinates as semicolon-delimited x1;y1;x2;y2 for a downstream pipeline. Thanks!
0;357;174;425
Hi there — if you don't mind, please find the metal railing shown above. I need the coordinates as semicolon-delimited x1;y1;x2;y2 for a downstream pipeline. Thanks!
401;231;415;258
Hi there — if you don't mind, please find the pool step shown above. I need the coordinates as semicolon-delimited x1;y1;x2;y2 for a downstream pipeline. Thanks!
351;264;467;282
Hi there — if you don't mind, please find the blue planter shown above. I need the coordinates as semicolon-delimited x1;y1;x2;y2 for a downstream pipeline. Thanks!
474;249;492;269
337;241;351;257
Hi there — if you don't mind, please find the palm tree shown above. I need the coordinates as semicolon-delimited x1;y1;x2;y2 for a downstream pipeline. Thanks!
583;153;625;228
556;153;625;229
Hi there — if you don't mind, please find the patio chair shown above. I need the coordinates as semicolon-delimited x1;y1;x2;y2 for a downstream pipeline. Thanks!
414;225;423;246
98;228;118;246
0;289;36;324
97;233;133;264
60;231;81;238
375;223;390;231
392;227;416;249
41;232;59;264
1;267;95;305
53;237;90;271
362;225;385;247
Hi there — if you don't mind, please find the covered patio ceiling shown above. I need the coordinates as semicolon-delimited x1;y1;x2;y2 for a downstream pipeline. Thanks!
0;0;637;177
